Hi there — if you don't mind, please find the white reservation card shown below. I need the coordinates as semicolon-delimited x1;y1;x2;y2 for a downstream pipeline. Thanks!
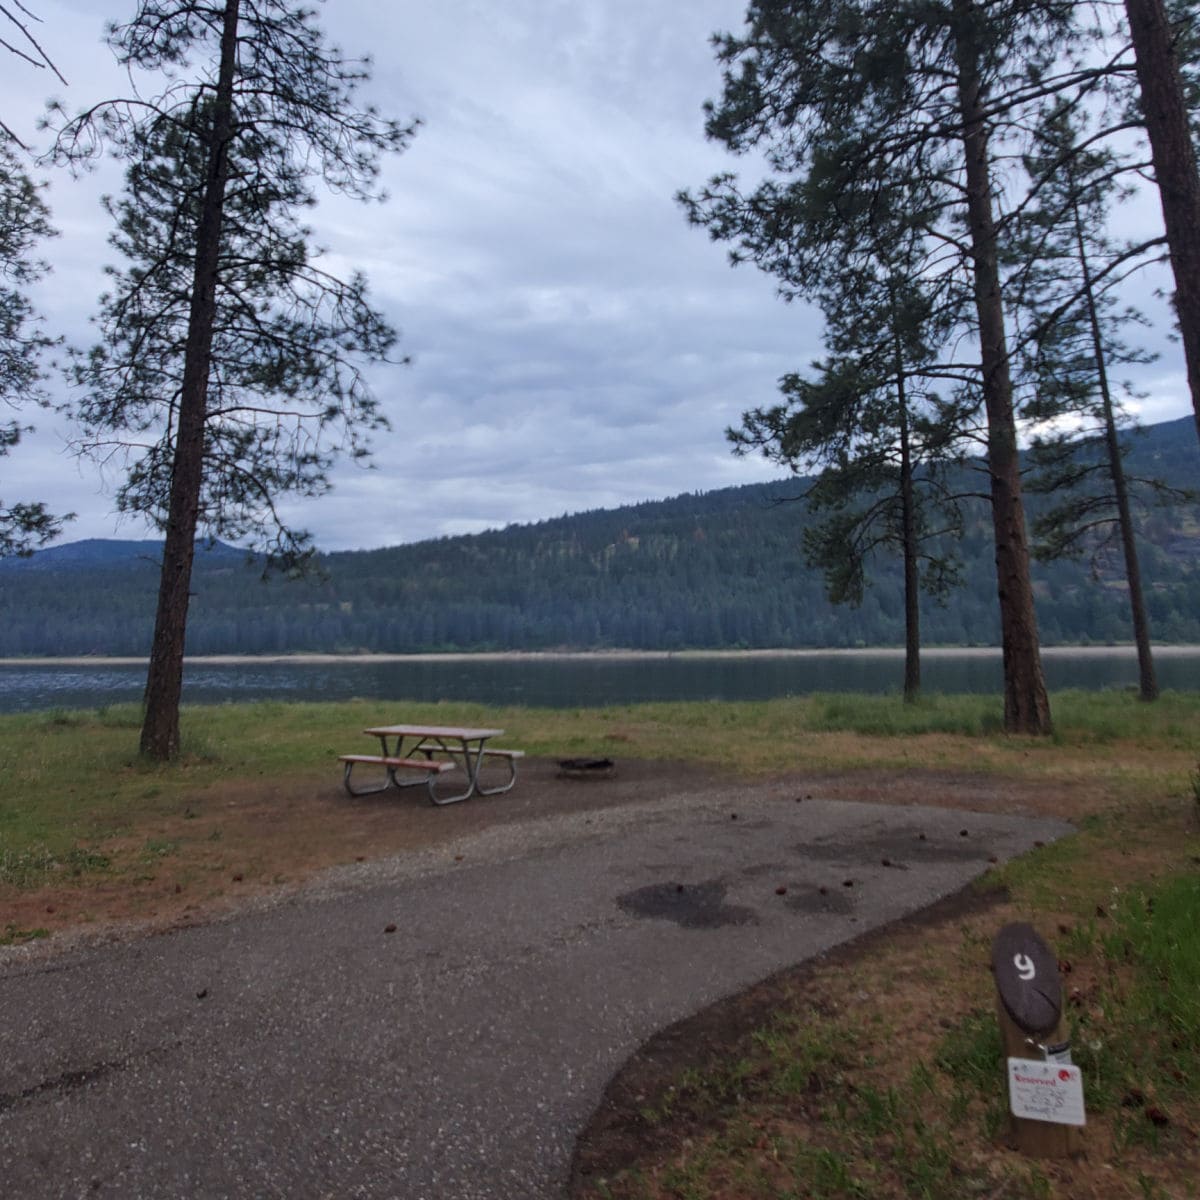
1007;1058;1087;1126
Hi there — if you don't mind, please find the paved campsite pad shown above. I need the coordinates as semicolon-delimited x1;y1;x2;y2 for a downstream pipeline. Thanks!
0;778;1071;1200
1;758;1093;948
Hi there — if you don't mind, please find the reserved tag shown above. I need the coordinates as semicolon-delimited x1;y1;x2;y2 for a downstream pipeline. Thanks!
1007;1057;1087;1126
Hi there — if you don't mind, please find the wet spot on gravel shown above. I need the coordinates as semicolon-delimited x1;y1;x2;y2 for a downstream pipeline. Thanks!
617;880;759;930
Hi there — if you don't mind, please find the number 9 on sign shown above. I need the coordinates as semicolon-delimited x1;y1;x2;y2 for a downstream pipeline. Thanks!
1013;953;1036;981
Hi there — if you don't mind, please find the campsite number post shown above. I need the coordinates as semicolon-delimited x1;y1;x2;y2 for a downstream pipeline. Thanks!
990;923;1084;1157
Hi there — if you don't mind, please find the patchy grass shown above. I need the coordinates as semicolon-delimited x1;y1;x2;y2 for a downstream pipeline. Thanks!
0;923;50;947
0;690;1196;896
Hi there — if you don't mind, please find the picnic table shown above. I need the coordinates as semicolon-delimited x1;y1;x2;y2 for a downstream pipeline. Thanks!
339;723;524;805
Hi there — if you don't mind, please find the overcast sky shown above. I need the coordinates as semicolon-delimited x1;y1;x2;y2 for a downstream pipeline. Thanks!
2;0;1193;553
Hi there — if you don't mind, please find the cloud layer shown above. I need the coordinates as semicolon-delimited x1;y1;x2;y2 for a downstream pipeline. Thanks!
1;0;1191;552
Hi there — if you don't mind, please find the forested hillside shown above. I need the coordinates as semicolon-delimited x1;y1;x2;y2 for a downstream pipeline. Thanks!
2;418;1197;656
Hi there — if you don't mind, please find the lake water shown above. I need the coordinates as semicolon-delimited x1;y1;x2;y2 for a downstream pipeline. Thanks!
0;648;1196;714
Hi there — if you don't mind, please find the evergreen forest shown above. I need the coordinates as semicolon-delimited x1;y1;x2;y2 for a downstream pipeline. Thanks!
1;417;1196;658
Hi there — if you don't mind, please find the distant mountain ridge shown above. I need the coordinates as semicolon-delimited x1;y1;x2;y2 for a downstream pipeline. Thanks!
1;416;1197;655
12;415;1199;566
0;537;242;571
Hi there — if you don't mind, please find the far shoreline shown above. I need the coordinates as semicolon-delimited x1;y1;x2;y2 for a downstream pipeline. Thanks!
2;645;1198;668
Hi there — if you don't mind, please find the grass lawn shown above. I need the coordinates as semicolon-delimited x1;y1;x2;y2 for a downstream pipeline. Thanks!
2;689;1198;1197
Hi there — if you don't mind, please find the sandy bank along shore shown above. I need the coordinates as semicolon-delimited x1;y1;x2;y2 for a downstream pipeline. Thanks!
2;646;1198;668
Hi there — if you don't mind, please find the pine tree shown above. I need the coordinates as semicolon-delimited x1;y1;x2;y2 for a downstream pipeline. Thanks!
682;0;1071;732
1123;0;1200;447
0;2;68;556
1017;106;1186;700
48;0;417;758
729;213;969;700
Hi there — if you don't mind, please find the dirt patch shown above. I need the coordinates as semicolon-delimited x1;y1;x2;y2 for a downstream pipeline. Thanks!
3;762;1113;952
1;757;729;947
796;766;1104;821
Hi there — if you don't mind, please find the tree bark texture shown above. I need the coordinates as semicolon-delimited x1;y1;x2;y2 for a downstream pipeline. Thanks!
1071;201;1159;701
894;325;921;702
140;0;241;760
1104;418;1159;702
953;1;1052;734
1124;0;1200;448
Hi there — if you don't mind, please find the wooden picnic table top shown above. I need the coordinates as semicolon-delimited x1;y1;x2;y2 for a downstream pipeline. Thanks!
363;723;505;740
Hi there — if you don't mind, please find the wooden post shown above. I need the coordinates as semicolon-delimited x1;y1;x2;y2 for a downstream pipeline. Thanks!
991;923;1084;1158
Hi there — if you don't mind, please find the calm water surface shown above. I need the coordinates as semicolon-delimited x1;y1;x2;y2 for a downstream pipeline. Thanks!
0;649;1196;714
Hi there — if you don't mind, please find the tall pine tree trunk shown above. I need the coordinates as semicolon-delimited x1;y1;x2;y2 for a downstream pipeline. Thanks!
1102;411;1159;702
1071;202;1159;701
140;0;240;760
893;317;921;702
953;0;1052;734
1124;0;1200;448
899;418;921;703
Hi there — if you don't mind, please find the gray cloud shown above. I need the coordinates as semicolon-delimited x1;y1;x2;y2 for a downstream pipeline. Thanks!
1;0;1192;552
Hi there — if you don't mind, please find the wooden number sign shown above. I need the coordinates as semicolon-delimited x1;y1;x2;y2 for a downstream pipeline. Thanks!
990;922;1083;1158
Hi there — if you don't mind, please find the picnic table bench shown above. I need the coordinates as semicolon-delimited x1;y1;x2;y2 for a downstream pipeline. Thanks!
339;724;524;805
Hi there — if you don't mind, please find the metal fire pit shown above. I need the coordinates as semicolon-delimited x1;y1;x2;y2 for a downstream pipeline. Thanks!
556;757;616;780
